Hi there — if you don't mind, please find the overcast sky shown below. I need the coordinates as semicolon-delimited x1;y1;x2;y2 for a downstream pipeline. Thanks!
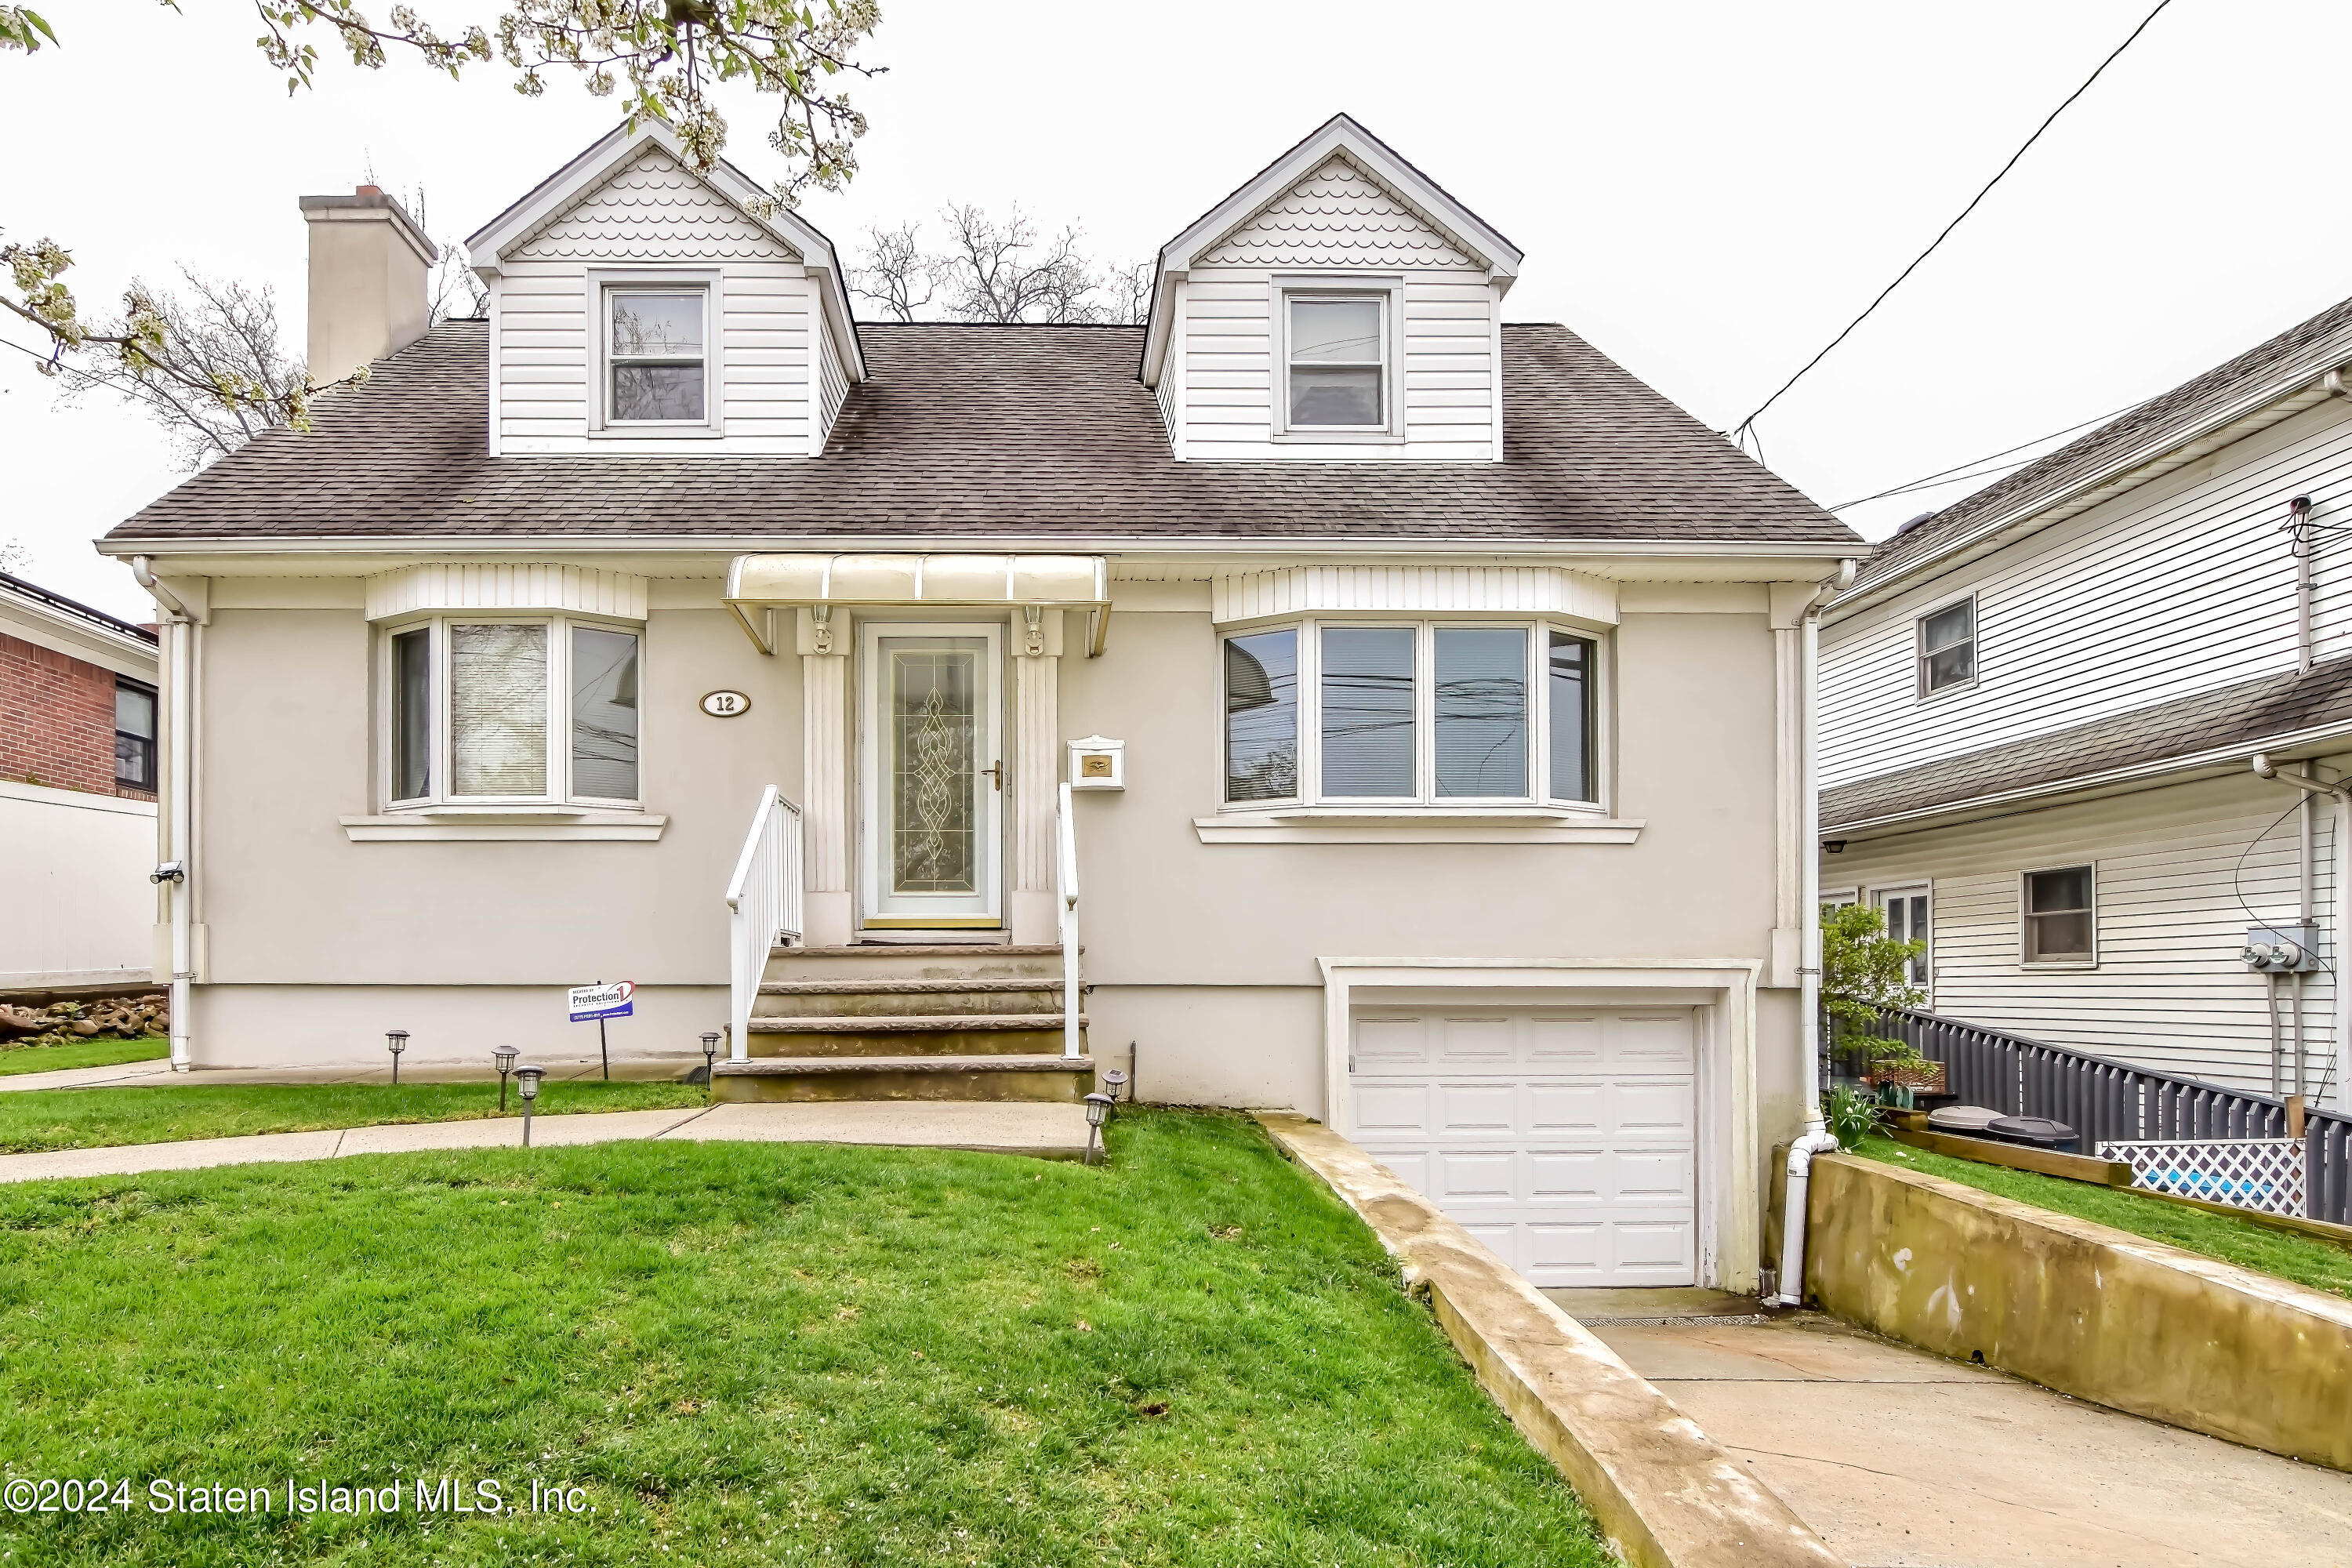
5;0;2347;619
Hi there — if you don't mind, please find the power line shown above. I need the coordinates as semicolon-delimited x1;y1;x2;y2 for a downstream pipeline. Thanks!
1730;0;2179;450
1827;394;2150;511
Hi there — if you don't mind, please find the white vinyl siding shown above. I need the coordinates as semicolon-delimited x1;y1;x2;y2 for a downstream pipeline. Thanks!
1824;771;2339;1097
1176;277;1499;461
815;316;850;452
1820;399;2352;789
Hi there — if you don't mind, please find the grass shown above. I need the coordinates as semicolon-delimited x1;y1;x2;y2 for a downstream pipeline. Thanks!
0;1034;170;1077
1852;1134;2352;1300
0;1080;706;1154
0;1109;1606;1566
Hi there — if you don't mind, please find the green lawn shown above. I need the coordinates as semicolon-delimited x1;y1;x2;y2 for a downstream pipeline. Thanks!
1852;1134;2352;1300
0;1034;170;1077
0;1080;706;1154
0;1109;1605;1566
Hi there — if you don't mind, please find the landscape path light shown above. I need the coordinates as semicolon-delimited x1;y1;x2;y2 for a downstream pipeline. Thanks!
700;1032;722;1092
385;1029;408;1084
494;1044;520;1112
515;1065;546;1146
1100;1068;1129;1104
1083;1091;1116;1166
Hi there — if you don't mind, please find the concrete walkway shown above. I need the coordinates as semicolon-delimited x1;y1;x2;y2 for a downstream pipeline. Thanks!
0;1100;1094;1184
1582;1305;2352;1568
0;1051;697;1094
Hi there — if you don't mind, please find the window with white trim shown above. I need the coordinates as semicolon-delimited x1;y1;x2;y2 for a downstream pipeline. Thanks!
1283;292;1388;430
2021;865;2094;965
1220;621;1602;808
1916;597;1976;696
384;616;641;808
1874;884;1931;986
605;288;709;424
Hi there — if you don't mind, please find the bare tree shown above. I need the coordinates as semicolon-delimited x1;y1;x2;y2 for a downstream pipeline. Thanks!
56;273;310;470
849;208;1151;325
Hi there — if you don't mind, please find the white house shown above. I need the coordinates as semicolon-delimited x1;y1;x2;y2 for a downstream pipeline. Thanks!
1;569;160;994
98;114;1862;1294
1817;295;2352;1111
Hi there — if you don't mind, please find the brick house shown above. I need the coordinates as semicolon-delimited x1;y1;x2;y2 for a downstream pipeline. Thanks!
1;569;162;992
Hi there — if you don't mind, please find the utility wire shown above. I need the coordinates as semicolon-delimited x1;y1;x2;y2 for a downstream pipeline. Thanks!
1828;396;2151;512
1730;0;2178;450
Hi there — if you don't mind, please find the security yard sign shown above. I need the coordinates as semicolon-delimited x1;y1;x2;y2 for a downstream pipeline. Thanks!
567;981;635;1022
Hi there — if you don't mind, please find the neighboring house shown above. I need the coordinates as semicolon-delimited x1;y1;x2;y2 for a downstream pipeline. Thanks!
1817;296;2352;1112
96;114;1860;1293
1;569;161;993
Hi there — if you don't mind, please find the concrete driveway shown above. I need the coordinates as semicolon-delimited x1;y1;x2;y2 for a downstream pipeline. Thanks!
1551;1292;2352;1568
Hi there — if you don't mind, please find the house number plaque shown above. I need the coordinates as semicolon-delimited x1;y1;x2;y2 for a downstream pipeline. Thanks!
699;690;752;718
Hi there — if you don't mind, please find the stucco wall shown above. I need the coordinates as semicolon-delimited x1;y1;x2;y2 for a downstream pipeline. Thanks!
181;579;1803;1161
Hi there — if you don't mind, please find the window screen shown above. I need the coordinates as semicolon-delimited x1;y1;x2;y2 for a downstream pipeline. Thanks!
2024;866;2093;962
449;622;548;796
1223;629;1298;802
570;626;640;800
1319;626;1415;797
1434;628;1526;797
608;292;706;422
391;627;431;800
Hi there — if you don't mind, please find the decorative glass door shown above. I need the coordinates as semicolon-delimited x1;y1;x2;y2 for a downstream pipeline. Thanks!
860;623;1004;928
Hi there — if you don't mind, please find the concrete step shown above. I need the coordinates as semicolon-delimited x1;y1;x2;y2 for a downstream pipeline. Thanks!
765;943;1068;983
745;1014;1083;1058
756;978;1064;1018
712;1054;1094;1104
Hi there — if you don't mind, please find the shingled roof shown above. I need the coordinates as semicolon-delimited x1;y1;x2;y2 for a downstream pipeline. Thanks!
1821;655;2352;832
105;321;1857;549
1849;293;2352;597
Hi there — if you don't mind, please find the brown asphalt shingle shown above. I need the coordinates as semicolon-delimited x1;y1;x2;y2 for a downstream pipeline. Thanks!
105;321;1857;548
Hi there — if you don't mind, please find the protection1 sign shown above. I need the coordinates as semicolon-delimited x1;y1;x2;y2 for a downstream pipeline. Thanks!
567;981;635;1022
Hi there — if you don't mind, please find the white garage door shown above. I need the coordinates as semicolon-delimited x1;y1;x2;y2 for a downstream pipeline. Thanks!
1348;1006;1698;1288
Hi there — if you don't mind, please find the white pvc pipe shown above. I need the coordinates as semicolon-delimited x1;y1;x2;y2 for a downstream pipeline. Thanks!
134;556;197;1076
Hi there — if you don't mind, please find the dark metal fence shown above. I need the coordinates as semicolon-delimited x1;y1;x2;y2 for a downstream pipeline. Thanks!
1876;1006;2352;1227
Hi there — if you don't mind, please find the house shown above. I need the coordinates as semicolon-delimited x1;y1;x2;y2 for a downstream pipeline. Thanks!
1817;296;2352;1113
1;569;161;995
95;114;1860;1293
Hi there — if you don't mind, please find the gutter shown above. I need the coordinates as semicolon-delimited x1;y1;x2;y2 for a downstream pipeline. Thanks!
1774;557;1857;1308
2252;753;2352;1111
131;557;196;1073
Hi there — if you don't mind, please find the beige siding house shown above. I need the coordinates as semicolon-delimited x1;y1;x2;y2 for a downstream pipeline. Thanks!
102;115;1860;1294
1819;296;2352;1110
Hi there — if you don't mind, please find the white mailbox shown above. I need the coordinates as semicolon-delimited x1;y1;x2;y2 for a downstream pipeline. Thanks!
1068;735;1125;790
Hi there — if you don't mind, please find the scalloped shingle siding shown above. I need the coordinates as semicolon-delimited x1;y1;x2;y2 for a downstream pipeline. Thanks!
1199;159;1476;269
510;149;796;263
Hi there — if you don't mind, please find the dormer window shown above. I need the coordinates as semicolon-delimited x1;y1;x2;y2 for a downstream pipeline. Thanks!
604;285;710;426
1278;288;1398;437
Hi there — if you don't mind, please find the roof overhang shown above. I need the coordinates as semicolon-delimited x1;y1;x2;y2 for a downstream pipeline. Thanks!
724;553;1112;656
465;118;865;384
1821;720;2352;844
1139;114;1524;387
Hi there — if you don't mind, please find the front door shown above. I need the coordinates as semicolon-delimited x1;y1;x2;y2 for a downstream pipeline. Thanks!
859;622;1005;929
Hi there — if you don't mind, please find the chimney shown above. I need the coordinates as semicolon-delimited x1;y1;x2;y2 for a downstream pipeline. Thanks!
298;186;439;387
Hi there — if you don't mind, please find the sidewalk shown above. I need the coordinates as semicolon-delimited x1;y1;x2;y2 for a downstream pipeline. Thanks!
0;1100;1094;1184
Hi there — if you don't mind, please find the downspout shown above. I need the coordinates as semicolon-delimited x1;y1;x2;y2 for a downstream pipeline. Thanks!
2253;753;2352;1110
131;557;195;1073
1773;556;1857;1308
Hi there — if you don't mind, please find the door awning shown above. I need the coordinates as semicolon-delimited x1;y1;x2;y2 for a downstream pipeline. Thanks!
724;553;1111;655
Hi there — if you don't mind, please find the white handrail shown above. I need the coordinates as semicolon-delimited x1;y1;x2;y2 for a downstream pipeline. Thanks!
1056;781;1081;1059
725;785;804;1064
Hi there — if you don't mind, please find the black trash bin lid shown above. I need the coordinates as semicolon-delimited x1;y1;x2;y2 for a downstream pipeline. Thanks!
1988;1115;2075;1141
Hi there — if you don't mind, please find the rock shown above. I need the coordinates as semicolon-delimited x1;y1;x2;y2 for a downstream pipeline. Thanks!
0;1007;45;1039
70;1020;101;1037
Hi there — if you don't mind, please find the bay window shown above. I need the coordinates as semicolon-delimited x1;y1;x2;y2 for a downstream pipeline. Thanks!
1221;620;1602;808
384;616;641;808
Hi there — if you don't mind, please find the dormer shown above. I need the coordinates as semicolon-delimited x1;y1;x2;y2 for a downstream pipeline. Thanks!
1141;114;1522;463
466;120;865;457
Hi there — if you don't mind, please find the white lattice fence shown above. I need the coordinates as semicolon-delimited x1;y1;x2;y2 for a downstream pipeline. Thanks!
2096;1138;2307;1217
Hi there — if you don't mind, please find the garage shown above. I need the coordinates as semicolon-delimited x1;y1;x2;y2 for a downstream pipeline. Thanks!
1345;1005;1699;1288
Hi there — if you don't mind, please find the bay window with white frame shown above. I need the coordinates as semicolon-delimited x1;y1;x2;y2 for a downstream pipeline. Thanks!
1221;620;1602;808
383;616;642;809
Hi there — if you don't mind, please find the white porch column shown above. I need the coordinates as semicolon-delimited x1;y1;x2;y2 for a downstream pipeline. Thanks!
798;608;852;946
1010;608;1065;944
